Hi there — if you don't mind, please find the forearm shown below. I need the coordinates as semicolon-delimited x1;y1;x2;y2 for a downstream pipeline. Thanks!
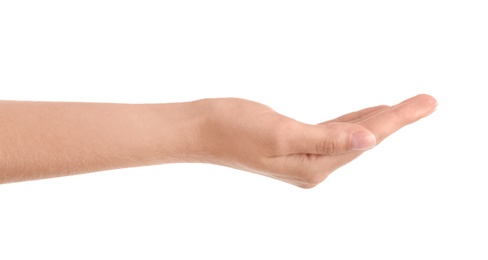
0;100;203;184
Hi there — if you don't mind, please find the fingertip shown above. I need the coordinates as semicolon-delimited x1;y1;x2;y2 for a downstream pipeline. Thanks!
415;94;439;118
401;94;438;109
392;94;438;121
416;93;438;107
350;131;376;151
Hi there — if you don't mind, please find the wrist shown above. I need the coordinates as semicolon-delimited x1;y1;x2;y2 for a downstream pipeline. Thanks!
144;100;208;164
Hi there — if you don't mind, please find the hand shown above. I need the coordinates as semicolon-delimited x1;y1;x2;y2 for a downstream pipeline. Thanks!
195;94;438;188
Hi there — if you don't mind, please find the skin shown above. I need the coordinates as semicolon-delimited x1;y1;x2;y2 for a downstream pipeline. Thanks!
0;94;437;188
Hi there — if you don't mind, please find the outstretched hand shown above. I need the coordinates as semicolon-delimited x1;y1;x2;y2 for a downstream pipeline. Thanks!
195;94;437;188
0;94;437;186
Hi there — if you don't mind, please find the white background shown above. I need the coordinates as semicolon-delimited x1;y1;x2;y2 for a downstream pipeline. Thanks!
1;1;487;259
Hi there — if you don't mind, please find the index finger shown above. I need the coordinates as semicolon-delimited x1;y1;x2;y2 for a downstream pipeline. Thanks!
321;105;389;124
356;94;438;143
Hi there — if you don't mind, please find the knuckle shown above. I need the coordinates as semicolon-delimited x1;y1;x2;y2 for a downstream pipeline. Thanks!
316;136;338;155
298;182;318;189
292;165;329;189
291;157;335;188
300;173;324;188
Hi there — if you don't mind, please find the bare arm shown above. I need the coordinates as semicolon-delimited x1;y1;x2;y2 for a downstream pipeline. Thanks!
0;100;204;183
0;94;437;187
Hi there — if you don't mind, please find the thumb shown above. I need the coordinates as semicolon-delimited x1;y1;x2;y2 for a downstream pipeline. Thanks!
289;122;377;156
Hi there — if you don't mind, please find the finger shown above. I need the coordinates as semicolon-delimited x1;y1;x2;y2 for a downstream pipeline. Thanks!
349;106;389;123
274;94;437;188
320;105;389;124
357;94;438;143
312;94;438;176
322;94;437;125
286;122;377;156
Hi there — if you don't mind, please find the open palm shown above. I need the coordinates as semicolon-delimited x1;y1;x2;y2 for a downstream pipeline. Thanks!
198;94;437;188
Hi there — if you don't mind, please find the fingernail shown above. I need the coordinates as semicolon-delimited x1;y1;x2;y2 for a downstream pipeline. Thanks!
351;132;376;150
